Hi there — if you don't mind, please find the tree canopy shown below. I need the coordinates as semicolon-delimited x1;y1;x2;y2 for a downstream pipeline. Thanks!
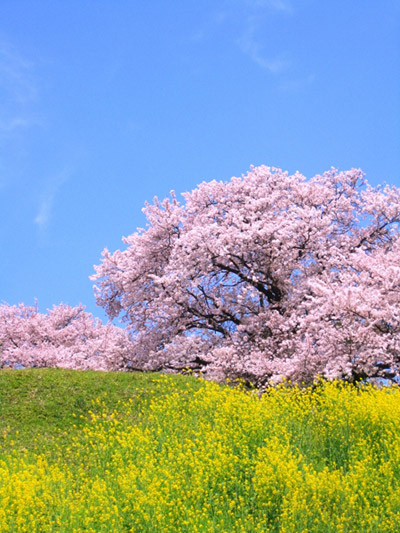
0;303;132;371
91;166;400;385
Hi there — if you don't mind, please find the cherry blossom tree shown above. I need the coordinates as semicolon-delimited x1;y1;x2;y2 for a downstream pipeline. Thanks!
0;302;133;371
91;165;400;386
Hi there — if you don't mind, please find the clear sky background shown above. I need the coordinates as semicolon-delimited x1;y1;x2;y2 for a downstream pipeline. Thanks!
1;0;399;323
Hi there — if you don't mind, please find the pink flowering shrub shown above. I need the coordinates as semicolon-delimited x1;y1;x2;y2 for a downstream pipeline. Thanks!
0;303;134;371
91;165;400;385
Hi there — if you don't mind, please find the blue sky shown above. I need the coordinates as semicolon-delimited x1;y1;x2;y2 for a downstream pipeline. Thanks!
1;0;399;323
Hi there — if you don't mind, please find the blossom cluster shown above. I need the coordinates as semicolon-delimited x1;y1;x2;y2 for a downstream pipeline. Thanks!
92;166;400;385
0;303;133;371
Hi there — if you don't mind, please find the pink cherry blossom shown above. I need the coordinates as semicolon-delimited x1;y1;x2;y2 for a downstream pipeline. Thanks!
91;165;400;385
0;302;134;371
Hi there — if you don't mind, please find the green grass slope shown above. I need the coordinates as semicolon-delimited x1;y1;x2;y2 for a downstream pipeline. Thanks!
1;369;400;532
0;368;204;454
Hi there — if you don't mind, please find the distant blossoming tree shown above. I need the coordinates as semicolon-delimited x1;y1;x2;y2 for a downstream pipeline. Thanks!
0;303;133;371
91;166;400;386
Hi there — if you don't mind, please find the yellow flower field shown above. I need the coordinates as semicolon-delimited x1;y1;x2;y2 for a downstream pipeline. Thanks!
1;375;400;532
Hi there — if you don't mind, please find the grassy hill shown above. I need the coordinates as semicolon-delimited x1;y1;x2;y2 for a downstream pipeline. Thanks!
1;368;400;532
0;368;204;455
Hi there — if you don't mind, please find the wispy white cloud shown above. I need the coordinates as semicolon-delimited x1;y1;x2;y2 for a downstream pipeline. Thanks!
235;0;315;90
0;41;37;103
243;0;293;14
34;169;71;232
0;41;40;139
0;115;42;135
238;23;289;72
34;197;53;230
237;18;290;73
280;73;316;91
190;29;206;42
196;2;294;74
